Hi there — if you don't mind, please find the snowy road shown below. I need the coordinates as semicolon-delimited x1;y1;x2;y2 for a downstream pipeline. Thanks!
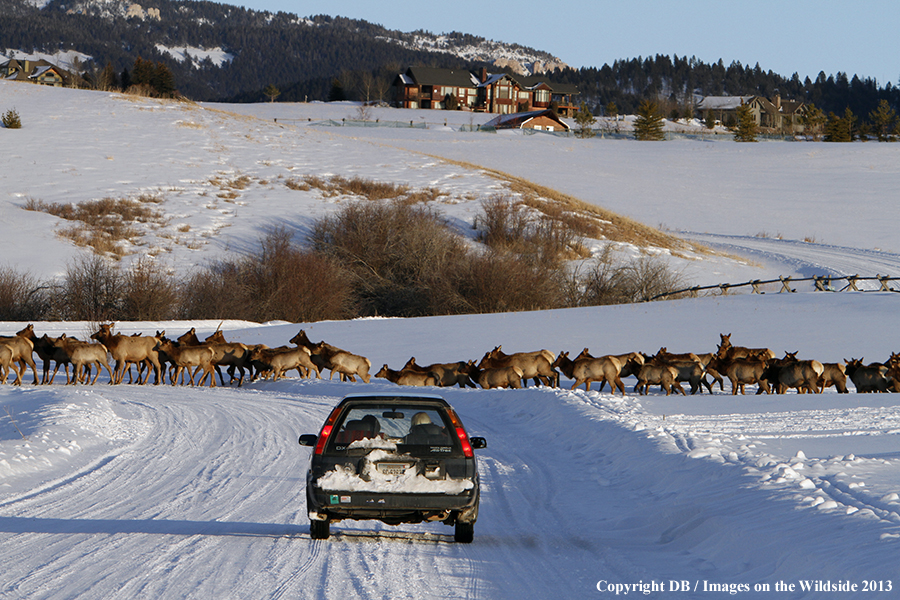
683;233;900;288
2;377;898;599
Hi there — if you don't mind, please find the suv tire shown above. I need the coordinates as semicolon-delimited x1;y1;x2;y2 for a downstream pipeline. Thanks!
310;519;330;540
454;521;474;543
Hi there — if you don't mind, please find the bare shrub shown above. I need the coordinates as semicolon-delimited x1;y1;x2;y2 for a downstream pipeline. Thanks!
61;253;124;321
121;257;178;320
0;267;51;320
310;200;469;316
24;196;164;257
452;250;569;314
475;195;582;265
180;229;355;323
578;249;686;305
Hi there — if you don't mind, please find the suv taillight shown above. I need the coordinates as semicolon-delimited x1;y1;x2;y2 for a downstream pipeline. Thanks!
314;406;342;455
447;409;474;458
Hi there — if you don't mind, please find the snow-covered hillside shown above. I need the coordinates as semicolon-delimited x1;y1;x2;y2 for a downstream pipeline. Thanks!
1;82;899;598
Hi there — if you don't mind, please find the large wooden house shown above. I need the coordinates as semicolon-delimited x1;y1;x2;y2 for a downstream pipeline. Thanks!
1;58;80;87
394;67;578;116
697;94;807;134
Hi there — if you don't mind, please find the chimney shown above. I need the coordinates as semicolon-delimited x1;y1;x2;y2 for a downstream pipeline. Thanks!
480;67;488;83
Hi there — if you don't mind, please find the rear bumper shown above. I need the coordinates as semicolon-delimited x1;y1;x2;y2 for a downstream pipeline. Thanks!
308;487;479;524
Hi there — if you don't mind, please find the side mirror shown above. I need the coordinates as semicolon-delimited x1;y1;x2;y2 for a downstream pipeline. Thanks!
299;434;318;447
469;437;487;450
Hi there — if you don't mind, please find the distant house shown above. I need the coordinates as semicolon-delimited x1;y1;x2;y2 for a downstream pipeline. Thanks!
1;58;80;87
482;109;570;132
696;94;807;134
394;66;578;116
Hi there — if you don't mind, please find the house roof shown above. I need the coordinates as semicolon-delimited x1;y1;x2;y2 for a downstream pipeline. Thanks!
405;67;477;88
696;96;755;110
478;72;578;95
482;109;570;130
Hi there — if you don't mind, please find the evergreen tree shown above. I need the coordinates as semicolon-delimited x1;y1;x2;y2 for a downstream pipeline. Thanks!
328;78;346;102
868;99;897;141
704;111;716;130
264;84;281;103
151;62;177;98
573;102;596;138
131;57;153;87
824;107;857;142
633;100;665;141
801;104;826;141
732;102;758;142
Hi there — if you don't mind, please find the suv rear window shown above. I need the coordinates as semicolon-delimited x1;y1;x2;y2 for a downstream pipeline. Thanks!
325;404;461;457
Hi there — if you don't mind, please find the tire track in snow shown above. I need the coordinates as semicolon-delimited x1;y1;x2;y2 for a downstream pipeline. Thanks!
683;232;900;283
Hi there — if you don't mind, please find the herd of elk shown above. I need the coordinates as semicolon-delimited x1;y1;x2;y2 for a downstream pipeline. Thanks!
2;324;898;395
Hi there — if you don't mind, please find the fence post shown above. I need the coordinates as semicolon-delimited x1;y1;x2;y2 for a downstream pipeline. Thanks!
779;276;795;293
751;280;763;294
841;275;860;292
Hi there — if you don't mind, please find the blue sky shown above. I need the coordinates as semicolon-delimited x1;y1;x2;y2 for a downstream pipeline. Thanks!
235;0;899;88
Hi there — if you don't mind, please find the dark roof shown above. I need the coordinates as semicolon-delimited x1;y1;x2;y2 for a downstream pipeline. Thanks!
405;67;475;88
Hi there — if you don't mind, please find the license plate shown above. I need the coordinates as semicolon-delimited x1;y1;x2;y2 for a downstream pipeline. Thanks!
376;462;412;476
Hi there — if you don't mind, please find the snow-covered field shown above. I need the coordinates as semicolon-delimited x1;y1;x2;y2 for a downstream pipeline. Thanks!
1;82;899;598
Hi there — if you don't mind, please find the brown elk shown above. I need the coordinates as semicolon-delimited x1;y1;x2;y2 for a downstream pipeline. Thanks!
153;339;216;387
477;347;558;387
717;333;776;361
647;353;709;395
51;335;115;385
844;358;890;393
91;323;162;385
633;363;686;396
289;330;370;383
657;347;722;392
0;324;39;385
0;344;12;384
552;351;626;393
402;357;476;388
820;361;849;393
708;355;772;395
249;346;319;381
575;349;645;392
460;361;524;389
201;330;252;386
769;352;824;394
375;364;439;387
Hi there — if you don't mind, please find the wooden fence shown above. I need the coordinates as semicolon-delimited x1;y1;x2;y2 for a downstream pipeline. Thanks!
649;275;900;301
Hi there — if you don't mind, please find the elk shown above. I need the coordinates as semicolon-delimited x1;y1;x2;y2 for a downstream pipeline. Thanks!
574;349;644;392
202;330;252;386
769;352;824;394
153;339;216;387
552;350;626;393
0;344;12;384
0;325;39;385
402;357;476;388
717;333;776;361
249;346;319;381
708;355;772;395
51;335;115;385
633;363;686;396
91;323;162;385
477;347;558;387
460;361;524;389
820;361;849;393
647;352;710;394
844;358;890;393
375;364;439;387
289;330;370;383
